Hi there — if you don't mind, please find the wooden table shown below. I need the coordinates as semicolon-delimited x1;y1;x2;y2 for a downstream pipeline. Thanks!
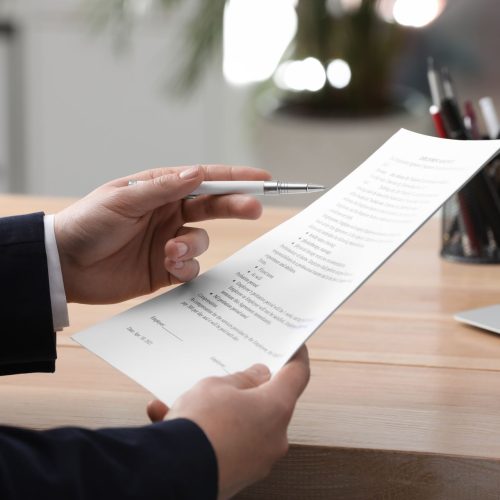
2;195;500;499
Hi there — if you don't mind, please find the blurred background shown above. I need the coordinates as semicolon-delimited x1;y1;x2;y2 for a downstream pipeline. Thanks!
0;0;498;206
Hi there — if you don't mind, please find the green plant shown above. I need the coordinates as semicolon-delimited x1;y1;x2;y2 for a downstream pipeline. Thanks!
83;0;226;93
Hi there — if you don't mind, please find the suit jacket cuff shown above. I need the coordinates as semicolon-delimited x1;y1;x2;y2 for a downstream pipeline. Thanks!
0;212;57;375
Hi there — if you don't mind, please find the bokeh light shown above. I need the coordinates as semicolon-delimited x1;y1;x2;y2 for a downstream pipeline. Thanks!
326;59;352;89
223;0;297;85
274;58;327;92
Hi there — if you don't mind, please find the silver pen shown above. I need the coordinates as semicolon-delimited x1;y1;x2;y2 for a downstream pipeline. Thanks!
128;180;326;196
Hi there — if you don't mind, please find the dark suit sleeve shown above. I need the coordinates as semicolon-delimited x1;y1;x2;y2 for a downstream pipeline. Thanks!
0;212;57;375
0;213;218;498
0;418;218;499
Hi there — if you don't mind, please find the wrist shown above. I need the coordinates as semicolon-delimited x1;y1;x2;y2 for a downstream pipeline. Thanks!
53;213;77;303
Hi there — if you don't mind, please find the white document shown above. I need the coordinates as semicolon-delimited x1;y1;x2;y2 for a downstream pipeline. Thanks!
73;129;500;404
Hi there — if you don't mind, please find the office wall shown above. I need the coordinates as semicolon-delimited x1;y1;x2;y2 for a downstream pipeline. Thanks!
13;3;255;197
4;0;500;205
2;1;428;206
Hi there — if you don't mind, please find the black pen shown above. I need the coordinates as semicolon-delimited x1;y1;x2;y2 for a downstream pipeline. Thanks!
426;59;464;139
441;66;457;102
439;66;470;140
431;62;500;253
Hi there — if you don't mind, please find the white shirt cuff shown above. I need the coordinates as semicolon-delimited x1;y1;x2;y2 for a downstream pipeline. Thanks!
44;214;69;331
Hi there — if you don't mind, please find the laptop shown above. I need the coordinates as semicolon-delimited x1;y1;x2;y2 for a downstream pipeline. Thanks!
454;304;500;335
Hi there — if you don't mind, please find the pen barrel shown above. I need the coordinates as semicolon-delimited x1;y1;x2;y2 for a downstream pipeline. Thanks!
188;181;323;196
190;181;265;196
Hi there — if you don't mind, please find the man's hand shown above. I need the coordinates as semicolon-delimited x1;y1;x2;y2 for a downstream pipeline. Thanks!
147;347;310;500
54;165;270;303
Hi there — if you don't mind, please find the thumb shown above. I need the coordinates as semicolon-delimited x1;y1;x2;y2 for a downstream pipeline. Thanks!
147;399;170;422
223;363;271;390
125;166;203;213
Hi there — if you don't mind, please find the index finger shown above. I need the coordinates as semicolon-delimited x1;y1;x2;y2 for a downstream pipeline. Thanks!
106;164;271;188
266;346;310;402
200;165;272;181
180;165;272;223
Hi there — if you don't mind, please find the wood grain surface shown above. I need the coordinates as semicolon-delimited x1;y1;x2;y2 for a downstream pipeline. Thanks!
2;195;500;499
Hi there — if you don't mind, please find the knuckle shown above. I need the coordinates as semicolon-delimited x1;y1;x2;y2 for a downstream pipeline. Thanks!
222;198;233;218
153;173;175;189
234;371;259;388
218;199;232;219
194;378;223;399
152;175;167;188
197;376;219;391
208;197;231;219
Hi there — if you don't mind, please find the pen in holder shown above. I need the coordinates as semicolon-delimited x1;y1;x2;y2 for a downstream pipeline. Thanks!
427;59;500;264
441;153;500;263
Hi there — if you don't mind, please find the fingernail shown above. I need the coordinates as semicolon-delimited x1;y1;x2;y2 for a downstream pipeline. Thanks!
173;260;185;269
248;364;271;382
175;242;188;258
179;165;200;180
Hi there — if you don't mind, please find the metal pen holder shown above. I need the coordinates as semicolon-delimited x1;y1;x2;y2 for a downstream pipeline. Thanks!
441;153;500;263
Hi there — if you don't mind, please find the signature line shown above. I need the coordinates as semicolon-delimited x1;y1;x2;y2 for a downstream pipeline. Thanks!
160;326;183;342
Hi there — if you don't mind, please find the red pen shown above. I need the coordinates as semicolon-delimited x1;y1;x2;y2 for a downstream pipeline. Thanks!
429;105;447;139
429;105;480;255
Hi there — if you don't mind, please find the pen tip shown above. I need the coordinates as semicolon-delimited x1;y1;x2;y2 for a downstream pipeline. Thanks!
308;184;326;191
427;56;435;70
